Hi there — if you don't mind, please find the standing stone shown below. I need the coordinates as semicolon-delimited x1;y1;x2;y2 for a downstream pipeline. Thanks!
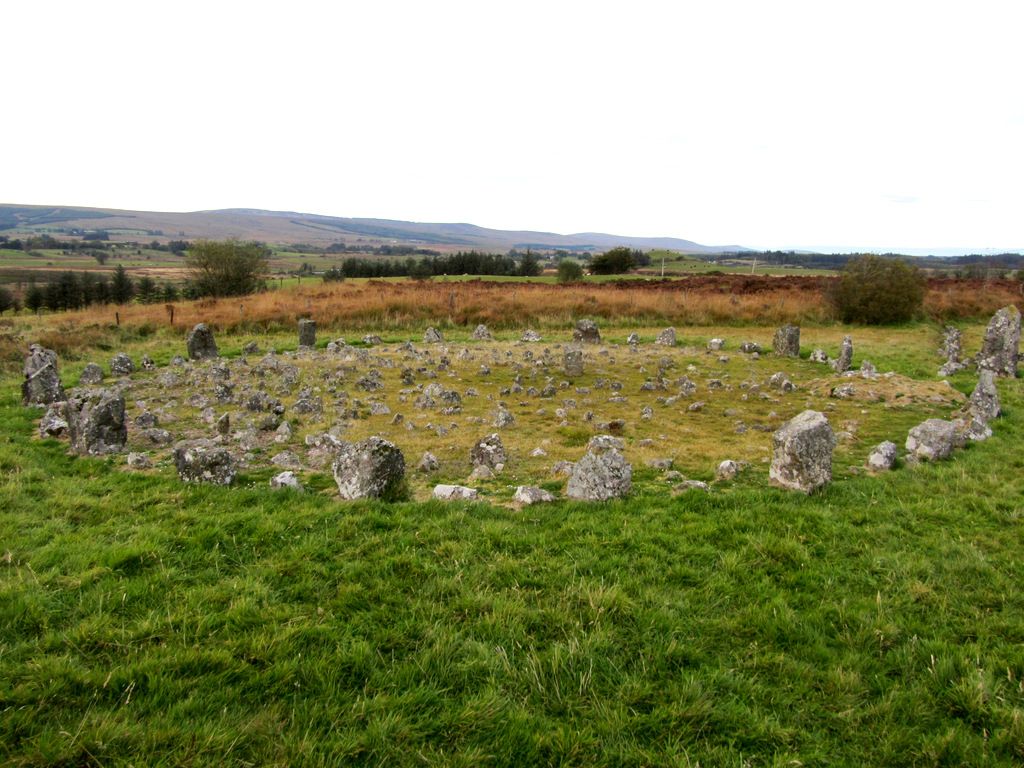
563;346;584;377
186;323;219;360
64;388;127;455
968;369;1001;422
906;419;959;462
573;319;601;344
298;318;317;348
626;332;640;347
174;440;236;485
39;403;69;437
831;336;853;373
655;327;677;347
769;410;835;493
472;324;493;341
470;433;507;470
937;326;965;376
21;344;65;406
423;327;443;344
110;353;134;376
566;435;632;500
332;436;406;500
866;441;898;472
79;363;104;386
773;325;801;357
977;305;1020;377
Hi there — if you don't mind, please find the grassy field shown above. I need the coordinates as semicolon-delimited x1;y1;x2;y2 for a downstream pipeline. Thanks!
1;309;1023;765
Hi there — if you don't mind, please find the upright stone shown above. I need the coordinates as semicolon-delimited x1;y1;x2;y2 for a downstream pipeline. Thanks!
563;346;584;377
470;433;507;470
773;325;801;357
968;369;1001;422
655;327;677;346
769;410;835;493
573;319;601;344
831;336;853;373
332;436;406;500
977;305;1020;377
187;323;219;360
64;388;127;455
22;344;65;406
423;327;444;344
471;324;493;341
78;363;104;386
566;435;632;500
298;318;317;348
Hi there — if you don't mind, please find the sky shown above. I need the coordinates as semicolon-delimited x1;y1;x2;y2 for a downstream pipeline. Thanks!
3;0;1022;253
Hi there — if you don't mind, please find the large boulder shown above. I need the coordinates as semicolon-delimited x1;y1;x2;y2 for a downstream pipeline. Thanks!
563;346;584;377
968;369;1001;423
769;410;835;493
773;325;801;357
566;435;632;501
977;305;1020;377
572;319;601;344
298;318;317;348
64;388;127;455
905;419;959;462
470;433;507;470
173;440;236;485
22;344;65;406
332;436;406;500
186;323;219;360
655;327;677;347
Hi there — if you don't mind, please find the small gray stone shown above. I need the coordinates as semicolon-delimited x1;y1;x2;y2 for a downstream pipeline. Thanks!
126;452;152;470
514;485;556;505
566;436;631;500
471;324;493;341
521;329;542;342
270;471;303;491
866;441;898;472
417;452;439;472
298;318;317;348
471;433;507;470
707;338;725;351
433;484;479;501
78;363;104;386
110;353;134;376
655;327;676;346
423;327;444;344
715;459;740;481
174;440;235;484
573;319;601;344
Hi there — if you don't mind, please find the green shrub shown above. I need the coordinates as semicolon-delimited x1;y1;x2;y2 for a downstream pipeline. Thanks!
830;255;925;324
556;260;584;283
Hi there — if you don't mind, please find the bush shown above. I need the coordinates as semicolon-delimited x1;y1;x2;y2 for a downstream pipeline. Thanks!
186;240;270;297
557;260;584;283
829;255;925;324
590;247;635;275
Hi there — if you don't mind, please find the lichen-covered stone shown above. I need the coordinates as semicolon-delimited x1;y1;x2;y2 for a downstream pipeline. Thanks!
905;419;958;462
78;363;104;386
22;344;65;406
566;435;632;501
573;319;601;344
270;471;303;491
186;323;219;360
174;440;236;484
433;484;478;501
423;327;443;344
968;369;1001;423
563;346;584;377
977;305;1020;377
514;486;556;505
471;324;493;340
298;318;317;348
831;336;853;373
866;441;898;472
769;410;835;493
655;327;676;346
64;388;127;455
332;436;405;500
470;433;506;470
110;353;134;376
773;325;800;357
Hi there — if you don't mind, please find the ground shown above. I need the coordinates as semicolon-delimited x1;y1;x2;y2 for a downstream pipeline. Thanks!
2;313;1023;767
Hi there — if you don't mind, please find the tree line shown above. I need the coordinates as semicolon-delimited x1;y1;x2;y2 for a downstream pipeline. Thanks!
323;250;543;280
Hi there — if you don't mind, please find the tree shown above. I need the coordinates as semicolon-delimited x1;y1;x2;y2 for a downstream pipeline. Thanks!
110;265;135;304
590;247;635;275
829;255;925;324
519;250;542;277
0;287;13;315
186;240;270;297
136;276;158;304
557;260;585;283
25;282;44;314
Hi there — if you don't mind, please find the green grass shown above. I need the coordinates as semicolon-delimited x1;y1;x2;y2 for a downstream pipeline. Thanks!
2;330;1024;766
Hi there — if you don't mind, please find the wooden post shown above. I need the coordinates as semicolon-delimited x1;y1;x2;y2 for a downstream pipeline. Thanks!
115;311;120;326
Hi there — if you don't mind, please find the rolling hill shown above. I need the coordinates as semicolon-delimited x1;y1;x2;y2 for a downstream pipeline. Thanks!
0;204;749;253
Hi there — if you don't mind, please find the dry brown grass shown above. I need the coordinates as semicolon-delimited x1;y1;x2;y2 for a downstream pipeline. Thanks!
15;276;1022;339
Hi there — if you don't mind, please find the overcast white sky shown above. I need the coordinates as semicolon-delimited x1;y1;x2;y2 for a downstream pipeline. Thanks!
3;0;1021;253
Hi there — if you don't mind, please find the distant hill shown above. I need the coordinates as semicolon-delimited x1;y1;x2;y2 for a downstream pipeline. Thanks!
0;204;749;254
